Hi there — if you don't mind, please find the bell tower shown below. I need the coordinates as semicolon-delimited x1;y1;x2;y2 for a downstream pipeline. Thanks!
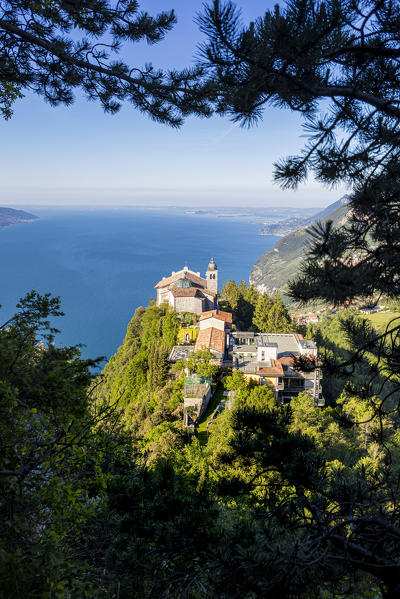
206;257;218;294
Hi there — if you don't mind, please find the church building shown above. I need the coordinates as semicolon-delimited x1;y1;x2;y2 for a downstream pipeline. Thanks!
154;258;219;314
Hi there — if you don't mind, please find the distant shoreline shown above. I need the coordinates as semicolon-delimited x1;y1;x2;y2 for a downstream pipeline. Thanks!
259;232;284;237
0;207;38;229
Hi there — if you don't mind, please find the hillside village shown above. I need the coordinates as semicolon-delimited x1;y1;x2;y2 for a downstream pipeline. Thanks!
154;259;324;432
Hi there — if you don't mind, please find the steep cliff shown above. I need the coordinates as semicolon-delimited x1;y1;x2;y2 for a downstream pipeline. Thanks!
250;197;350;293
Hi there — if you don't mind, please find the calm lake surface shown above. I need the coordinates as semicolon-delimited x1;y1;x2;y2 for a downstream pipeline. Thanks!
0;208;279;360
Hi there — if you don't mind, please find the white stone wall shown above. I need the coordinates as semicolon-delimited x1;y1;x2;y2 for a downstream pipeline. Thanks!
298;344;318;357
257;344;278;362
157;288;172;306
199;317;225;332
174;296;204;314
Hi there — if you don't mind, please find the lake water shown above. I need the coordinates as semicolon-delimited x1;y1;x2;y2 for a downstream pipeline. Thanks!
0;208;279;360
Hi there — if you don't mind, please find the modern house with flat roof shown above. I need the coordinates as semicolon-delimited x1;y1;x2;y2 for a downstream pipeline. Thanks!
231;332;323;405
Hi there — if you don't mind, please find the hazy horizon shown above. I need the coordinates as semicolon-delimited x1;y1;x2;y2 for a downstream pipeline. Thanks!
0;184;347;209
0;0;349;210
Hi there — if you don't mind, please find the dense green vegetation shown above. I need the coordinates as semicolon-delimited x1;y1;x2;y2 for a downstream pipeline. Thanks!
4;0;400;596
92;303;185;461
221;279;294;332
360;311;400;330
3;292;400;597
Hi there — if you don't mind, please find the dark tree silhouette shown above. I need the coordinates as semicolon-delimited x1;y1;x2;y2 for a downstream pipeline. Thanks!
0;0;213;123
199;0;400;415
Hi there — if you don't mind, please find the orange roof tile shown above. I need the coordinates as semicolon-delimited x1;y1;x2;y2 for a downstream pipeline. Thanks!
278;356;295;366
278;355;322;369
195;327;226;354
257;359;284;376
199;309;233;323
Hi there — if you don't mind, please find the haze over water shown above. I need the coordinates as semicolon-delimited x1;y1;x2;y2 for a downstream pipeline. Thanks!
0;208;279;361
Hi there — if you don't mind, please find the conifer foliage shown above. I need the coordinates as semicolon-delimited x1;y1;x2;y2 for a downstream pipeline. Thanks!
148;342;170;390
199;0;400;186
222;279;295;332
199;0;400;303
199;0;400;413
0;0;213;122
253;291;293;332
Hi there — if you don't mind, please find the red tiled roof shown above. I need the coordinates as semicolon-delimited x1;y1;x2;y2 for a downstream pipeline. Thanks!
278;355;322;368
199;309;233;323
257;359;284;376
155;270;206;289
195;327;226;354
257;368;283;376
278;356;295;365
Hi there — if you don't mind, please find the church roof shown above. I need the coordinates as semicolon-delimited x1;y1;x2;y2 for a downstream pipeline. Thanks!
201;288;217;298
154;269;206;289
170;287;203;298
173;275;193;288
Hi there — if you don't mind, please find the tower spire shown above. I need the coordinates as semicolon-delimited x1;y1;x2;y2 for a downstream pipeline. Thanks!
206;257;218;295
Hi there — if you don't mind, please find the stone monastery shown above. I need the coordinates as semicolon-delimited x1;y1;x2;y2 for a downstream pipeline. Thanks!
154;258;218;315
154;258;324;430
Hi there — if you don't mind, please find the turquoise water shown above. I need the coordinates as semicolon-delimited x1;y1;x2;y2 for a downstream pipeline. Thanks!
0;208;279;360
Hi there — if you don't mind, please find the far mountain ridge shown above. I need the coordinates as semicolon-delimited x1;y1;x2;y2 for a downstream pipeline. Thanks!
259;195;351;236
250;197;351;294
308;195;351;223
0;207;38;228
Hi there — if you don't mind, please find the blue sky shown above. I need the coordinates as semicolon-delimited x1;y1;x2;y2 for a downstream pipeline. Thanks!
0;0;347;209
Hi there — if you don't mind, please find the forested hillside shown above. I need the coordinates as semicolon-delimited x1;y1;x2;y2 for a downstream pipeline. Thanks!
250;200;350;293
93;303;184;461
3;292;400;597
3;0;400;596
258;196;350;236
